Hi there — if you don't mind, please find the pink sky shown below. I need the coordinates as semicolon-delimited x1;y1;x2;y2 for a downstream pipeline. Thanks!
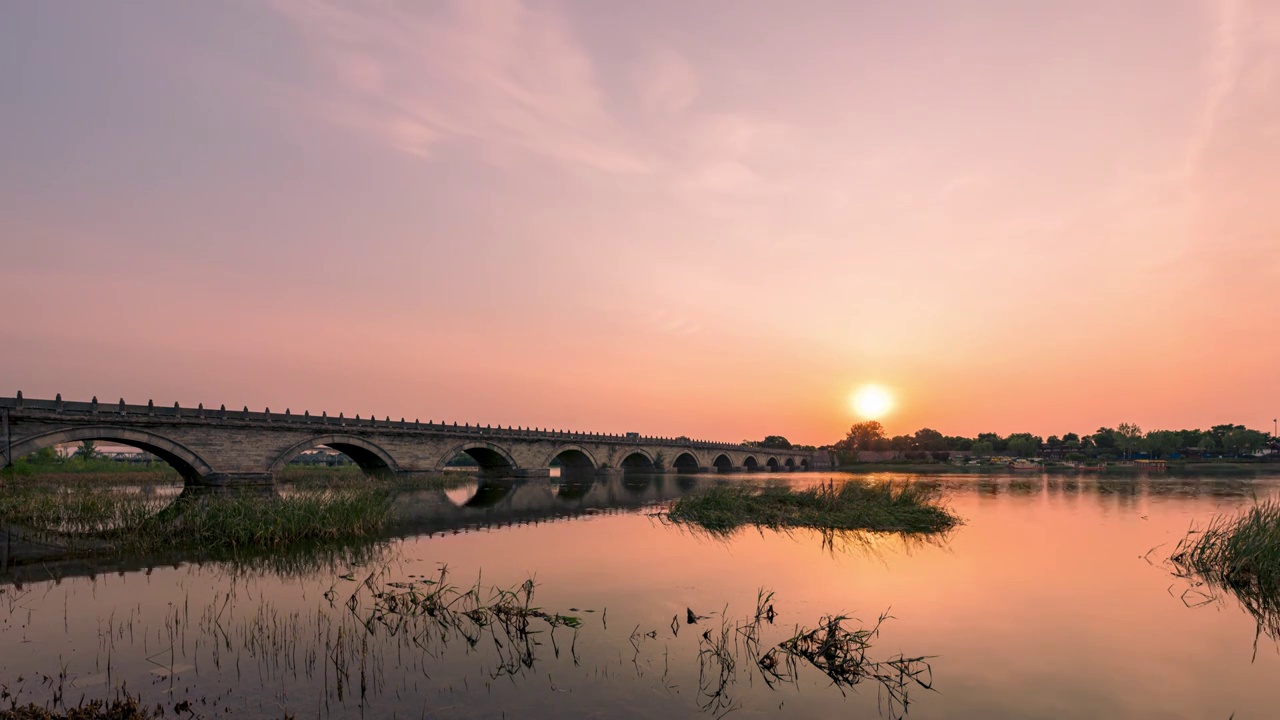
2;0;1277;445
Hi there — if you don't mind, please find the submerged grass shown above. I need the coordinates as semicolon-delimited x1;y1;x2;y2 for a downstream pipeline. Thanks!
665;480;959;535
0;695;164;719
1169;499;1280;642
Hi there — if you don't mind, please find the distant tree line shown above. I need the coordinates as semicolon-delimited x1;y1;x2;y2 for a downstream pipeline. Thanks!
832;421;1277;464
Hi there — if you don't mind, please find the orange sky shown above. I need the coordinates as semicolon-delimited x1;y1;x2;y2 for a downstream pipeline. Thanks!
2;1;1277;445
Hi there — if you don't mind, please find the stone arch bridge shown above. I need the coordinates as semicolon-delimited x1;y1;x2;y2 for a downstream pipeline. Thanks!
1;394;831;486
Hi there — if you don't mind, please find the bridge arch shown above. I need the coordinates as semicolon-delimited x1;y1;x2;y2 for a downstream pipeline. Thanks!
672;451;700;472
800;458;810;470
618;449;657;473
436;441;518;473
766;457;779;470
5;426;214;485
742;455;760;471
785;458;796;469
711;454;733;472
543;444;599;472
269;435;399;476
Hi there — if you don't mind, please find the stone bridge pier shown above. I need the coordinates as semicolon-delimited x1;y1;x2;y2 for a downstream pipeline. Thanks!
1;394;833;486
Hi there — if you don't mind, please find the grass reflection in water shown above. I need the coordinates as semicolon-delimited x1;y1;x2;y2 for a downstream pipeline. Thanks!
1;562;935;719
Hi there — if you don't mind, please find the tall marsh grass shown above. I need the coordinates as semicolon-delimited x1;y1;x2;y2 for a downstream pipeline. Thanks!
1169;499;1280;641
0;485;393;556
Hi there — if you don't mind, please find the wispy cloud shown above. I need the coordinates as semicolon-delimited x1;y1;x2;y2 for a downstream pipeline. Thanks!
1182;0;1247;179
633;48;699;115
271;0;651;173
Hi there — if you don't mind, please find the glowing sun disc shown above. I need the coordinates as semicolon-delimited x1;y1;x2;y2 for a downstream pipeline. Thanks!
851;385;893;419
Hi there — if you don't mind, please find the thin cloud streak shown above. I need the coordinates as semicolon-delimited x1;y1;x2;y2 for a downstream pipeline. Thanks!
272;0;652;173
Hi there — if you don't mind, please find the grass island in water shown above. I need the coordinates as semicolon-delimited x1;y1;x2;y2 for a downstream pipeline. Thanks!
664;480;959;535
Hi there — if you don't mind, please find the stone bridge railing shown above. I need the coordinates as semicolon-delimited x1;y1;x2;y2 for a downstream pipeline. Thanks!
1;392;790;452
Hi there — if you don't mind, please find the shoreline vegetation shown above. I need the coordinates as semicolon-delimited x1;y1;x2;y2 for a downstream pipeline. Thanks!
665;480;959;535
832;420;1278;468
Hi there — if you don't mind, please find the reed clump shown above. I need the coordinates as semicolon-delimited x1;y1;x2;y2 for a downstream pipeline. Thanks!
666;480;958;535
1171;500;1280;592
157;490;391;551
1169;499;1280;639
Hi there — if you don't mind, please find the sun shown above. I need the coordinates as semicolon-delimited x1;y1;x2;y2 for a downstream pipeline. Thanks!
851;385;894;420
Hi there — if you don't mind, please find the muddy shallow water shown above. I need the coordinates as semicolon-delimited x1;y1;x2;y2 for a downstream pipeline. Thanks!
3;471;1279;719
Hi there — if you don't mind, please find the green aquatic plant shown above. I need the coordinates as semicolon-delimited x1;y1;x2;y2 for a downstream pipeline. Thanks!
1169;499;1280;644
664;480;959;535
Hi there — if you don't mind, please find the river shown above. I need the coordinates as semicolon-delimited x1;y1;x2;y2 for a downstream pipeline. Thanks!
2;471;1278;718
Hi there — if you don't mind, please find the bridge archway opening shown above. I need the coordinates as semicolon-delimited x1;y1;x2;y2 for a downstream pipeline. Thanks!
672;452;700;473
272;436;398;480
550;448;596;482
620;452;657;475
442;444;517;477
766;457;779;471
712;454;733;472
785;458;795;470
800;459;810;471
742;456;760;471
5;427;213;486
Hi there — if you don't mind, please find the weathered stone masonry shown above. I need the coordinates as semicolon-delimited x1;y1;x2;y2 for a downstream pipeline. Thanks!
0;394;833;486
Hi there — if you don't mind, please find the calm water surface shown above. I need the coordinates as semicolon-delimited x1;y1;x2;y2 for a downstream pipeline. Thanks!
3;471;1279;719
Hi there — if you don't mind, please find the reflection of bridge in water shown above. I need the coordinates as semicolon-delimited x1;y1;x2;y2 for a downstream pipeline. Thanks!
390;473;716;536
0;473;726;583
